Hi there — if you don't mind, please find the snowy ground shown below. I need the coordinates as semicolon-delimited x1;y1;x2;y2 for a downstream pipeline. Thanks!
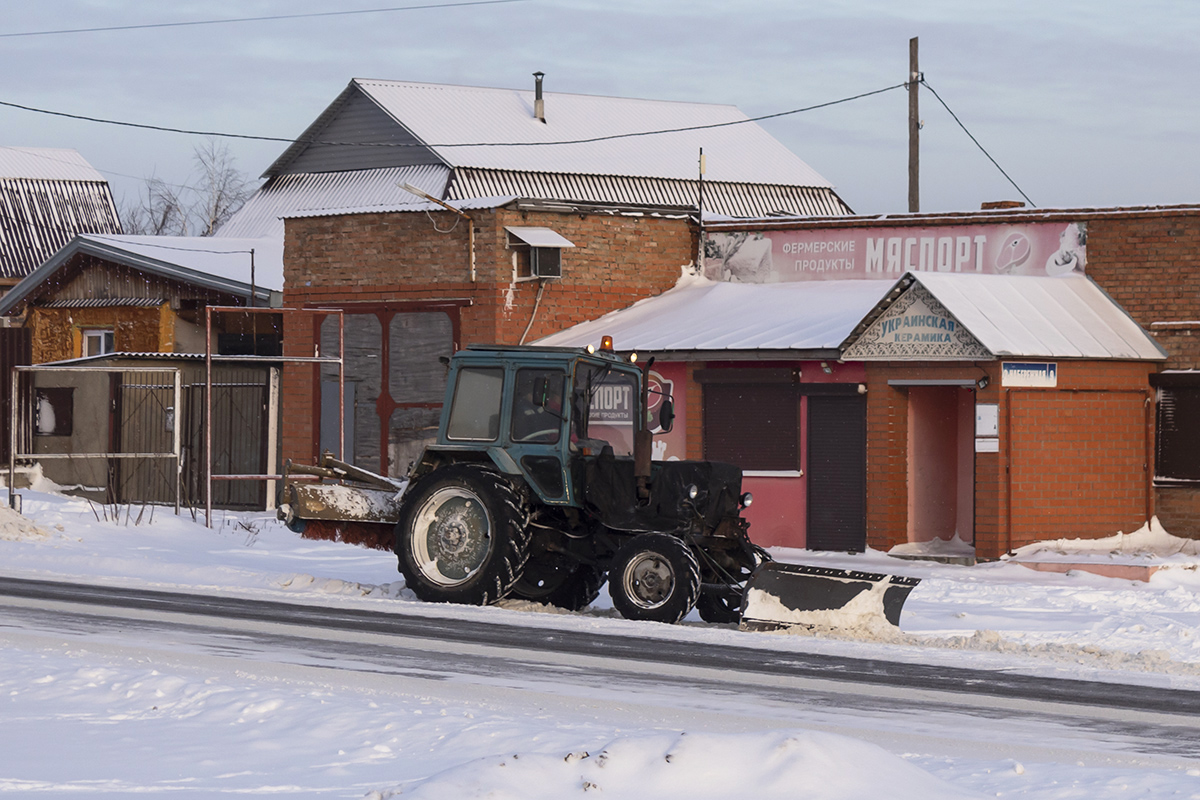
2;482;1200;798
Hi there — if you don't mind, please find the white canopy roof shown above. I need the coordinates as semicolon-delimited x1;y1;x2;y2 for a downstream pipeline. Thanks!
906;272;1164;360
537;272;1165;361
537;274;889;354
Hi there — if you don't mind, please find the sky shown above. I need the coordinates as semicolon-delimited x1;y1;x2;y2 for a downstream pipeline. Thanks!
2;1;1198;220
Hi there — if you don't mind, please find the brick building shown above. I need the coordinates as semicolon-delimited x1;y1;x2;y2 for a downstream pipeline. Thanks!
280;198;697;476
263;76;854;477
542;208;1190;559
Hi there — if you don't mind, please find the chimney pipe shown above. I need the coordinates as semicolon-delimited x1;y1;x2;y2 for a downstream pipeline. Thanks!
533;71;545;123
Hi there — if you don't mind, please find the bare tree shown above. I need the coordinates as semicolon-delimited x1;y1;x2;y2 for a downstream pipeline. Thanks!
120;176;186;235
120;139;256;236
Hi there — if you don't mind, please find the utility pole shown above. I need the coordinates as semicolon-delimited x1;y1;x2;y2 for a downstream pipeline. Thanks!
908;36;920;214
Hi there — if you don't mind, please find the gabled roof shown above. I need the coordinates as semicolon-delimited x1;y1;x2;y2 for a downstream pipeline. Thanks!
537;272;1166;362
266;79;836;188
0;147;122;280
859;273;1166;361
0;234;281;316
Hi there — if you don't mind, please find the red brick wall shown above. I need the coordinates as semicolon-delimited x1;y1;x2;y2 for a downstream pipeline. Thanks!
1085;212;1200;536
280;206;696;465
865;360;1154;559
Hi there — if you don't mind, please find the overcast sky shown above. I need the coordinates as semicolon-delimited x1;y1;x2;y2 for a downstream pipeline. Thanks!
3;1;1197;220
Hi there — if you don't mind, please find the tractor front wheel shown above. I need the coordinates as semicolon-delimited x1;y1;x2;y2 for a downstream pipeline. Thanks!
609;534;700;624
395;464;530;606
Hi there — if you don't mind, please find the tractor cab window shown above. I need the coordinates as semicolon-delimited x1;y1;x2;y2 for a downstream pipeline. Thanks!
446;367;504;440
572;363;638;456
511;368;565;444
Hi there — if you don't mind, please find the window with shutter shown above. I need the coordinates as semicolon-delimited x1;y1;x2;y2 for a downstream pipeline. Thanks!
702;383;798;470
1156;386;1200;483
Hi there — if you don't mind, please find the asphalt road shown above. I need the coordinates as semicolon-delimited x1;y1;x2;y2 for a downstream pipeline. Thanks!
3;574;1200;723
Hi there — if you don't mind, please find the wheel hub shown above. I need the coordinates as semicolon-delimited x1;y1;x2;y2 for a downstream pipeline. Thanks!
413;489;492;586
624;553;675;609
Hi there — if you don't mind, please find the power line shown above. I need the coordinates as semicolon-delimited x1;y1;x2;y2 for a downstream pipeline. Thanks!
0;82;910;151
920;78;1035;208
0;0;527;39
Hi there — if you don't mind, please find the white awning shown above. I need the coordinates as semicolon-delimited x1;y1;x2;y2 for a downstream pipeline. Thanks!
504;226;576;248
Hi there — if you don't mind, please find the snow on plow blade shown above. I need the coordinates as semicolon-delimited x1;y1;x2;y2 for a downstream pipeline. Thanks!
739;562;920;632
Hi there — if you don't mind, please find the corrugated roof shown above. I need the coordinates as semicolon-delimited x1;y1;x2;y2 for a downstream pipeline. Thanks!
1;177;123;279
0;147;106;181
906;273;1165;361
280;194;519;220
536;275;890;354
214;165;449;238
449;169;851;217
352;80;833;188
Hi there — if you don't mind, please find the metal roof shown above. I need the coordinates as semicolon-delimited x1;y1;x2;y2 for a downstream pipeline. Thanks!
901;273;1165;361
0;147;106;181
1;172;122;279
449;169;851;218
341;79;834;187
214;165;450;238
538;272;1165;361
504;226;576;248
0;235;282;316
537;276;890;355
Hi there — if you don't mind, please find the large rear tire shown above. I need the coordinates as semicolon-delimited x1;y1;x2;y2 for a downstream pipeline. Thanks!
395;463;530;606
609;534;700;624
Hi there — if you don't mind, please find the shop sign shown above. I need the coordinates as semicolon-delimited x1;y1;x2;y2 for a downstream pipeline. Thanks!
1002;362;1058;388
843;283;991;361
704;221;1086;283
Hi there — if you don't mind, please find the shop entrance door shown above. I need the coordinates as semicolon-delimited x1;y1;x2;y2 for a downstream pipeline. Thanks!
906;385;975;546
806;395;867;550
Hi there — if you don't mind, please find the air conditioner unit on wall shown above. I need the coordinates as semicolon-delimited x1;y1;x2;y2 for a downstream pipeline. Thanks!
530;247;562;279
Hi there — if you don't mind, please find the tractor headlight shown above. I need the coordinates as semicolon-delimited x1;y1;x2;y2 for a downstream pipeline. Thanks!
687;484;699;500
740;491;754;508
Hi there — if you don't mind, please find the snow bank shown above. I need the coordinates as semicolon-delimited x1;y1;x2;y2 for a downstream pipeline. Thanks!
0;505;53;542
374;730;978;800
1013;516;1200;562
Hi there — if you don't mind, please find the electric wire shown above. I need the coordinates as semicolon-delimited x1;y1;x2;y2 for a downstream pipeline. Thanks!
0;82;910;151
920;78;1035;208
0;1;528;39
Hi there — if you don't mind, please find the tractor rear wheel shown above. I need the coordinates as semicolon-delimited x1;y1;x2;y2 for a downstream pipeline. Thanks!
609;534;700;624
395;463;530;606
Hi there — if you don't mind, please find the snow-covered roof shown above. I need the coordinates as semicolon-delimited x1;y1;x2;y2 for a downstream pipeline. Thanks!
537;272;1165;361
0;146;106;181
214;165;449;239
903;272;1165;361
359;79;832;186
279;195;520;221
536;275;890;355
271;79;834;189
0;234;282;316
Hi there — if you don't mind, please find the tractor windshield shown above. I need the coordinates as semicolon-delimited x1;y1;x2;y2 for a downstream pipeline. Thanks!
572;362;638;456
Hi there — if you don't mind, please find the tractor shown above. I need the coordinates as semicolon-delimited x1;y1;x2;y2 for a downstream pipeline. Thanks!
279;340;919;628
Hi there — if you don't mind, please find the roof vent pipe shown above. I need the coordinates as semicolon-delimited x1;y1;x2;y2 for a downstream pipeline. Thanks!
533;71;545;123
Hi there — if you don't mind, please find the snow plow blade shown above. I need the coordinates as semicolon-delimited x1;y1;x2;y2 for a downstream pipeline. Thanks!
738;562;920;632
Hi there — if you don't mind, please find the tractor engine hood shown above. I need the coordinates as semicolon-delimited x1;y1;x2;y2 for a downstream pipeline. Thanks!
582;455;744;535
